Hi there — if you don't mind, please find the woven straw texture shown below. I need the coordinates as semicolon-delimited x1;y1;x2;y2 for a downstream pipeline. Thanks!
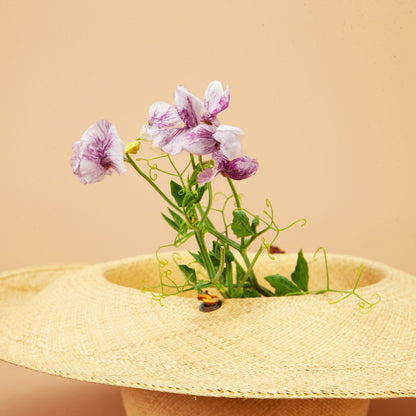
121;388;371;416
0;252;415;399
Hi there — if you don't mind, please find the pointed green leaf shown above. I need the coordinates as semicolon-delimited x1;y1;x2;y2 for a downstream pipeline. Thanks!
194;184;207;204
291;249;309;292
231;209;255;238
167;208;183;226
265;274;301;296
161;213;180;232
190;251;204;267
178;264;197;284
170;181;185;207
167;208;187;236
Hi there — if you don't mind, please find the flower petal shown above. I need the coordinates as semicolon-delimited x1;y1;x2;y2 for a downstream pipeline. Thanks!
71;120;126;184
197;151;228;184
182;124;217;155
222;156;259;181
76;158;109;184
197;168;215;185
204;81;230;118
213;124;244;159
148;102;181;128
174;85;204;128
150;127;188;155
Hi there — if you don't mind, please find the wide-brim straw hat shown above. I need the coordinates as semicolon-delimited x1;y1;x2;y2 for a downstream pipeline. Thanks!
0;252;415;410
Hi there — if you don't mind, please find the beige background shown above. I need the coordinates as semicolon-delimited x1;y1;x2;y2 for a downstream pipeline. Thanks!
1;0;415;414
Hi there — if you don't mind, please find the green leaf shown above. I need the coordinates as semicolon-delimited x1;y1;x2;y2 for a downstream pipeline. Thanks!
291;249;309;292
168;208;183;226
168;208;187;236
193;184;207;204
161;213;180;232
190;251;204;267
265;274;301;296
242;288;261;298
178;264;197;284
182;190;193;208
231;210;255;238
188;165;203;187
251;216;260;233
170;181;186;207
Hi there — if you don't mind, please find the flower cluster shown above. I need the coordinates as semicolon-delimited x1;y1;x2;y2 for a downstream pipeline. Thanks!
71;81;258;185
144;81;258;184
70;81;380;309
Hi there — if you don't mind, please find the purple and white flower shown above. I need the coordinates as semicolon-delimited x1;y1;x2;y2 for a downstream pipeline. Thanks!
198;152;259;184
145;81;238;156
71;120;126;184
181;124;244;159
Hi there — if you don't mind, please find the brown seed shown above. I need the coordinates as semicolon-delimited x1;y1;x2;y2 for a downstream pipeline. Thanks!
269;245;286;254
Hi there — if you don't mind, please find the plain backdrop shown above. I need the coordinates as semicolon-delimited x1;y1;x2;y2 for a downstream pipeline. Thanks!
0;0;415;414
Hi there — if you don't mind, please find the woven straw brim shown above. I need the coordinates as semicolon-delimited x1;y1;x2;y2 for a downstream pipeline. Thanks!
0;252;415;399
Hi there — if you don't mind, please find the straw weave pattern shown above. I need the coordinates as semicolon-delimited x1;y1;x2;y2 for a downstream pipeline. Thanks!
0;253;415;399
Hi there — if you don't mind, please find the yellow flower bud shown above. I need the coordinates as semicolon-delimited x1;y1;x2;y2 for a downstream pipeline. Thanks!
125;140;140;154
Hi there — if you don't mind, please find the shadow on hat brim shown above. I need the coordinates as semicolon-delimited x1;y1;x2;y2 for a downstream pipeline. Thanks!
0;252;415;399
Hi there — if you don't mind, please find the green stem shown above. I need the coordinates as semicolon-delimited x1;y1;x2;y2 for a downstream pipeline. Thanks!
126;153;182;214
198;183;213;226
195;229;215;279
212;247;225;284
227;177;241;208
190;154;196;170
168;154;185;187
233;246;264;295
226;177;271;296
240;249;273;297
205;224;241;250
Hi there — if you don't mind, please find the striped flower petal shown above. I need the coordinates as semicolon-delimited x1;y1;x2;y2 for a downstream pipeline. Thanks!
182;125;217;155
203;81;230;120
148;102;181;128
174;85;204;128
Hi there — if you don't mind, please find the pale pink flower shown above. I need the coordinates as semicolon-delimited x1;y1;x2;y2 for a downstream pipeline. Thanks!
71;120;126;184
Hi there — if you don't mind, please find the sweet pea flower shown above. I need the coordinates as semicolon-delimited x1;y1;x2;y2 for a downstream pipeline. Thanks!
71;120;126;184
181;124;244;159
198;152;259;184
146;81;238;155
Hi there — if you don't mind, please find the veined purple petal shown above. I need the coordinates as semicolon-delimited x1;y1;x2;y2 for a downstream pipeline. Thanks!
203;81;230;118
213;124;244;159
182;124;217;155
150;126;188;155
71;120;126;184
148;102;181;128
174;85;204;128
74;158;109;184
222;156;259;181
197;152;228;184
197;168;215;185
